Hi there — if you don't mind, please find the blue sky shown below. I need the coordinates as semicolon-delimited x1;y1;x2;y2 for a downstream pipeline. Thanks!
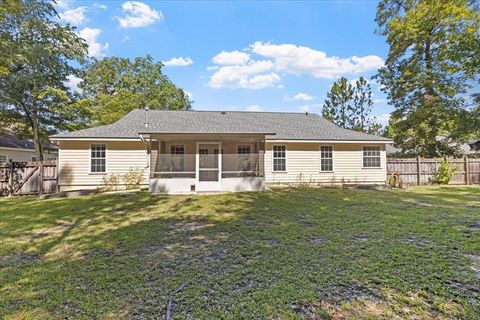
58;0;392;124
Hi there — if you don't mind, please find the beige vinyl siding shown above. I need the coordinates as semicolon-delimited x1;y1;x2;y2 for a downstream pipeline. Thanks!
265;142;386;184
58;140;149;191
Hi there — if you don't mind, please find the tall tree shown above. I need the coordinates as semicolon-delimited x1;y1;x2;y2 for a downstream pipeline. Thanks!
0;0;87;160
322;77;354;129
322;76;380;133
75;55;192;126
375;0;480;157
352;76;375;133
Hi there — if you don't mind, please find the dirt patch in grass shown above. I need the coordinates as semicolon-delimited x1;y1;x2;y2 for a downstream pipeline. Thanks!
316;282;381;303
0;253;39;263
466;254;480;279
306;236;327;245
398;235;433;248
173;221;214;233
352;236;370;243
467;223;480;232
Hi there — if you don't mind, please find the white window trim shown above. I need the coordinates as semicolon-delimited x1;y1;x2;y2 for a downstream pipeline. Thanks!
319;145;334;172
89;143;107;174
0;154;7;163
272;145;287;173
362;145;382;169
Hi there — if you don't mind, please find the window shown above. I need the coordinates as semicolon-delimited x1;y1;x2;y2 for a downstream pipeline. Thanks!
90;144;106;173
0;155;6;163
320;146;333;171
31;156;37;162
273;145;286;171
237;144;251;155
363;146;381;168
170;144;185;171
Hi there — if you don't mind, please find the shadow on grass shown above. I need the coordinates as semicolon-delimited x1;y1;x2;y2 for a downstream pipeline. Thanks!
1;186;480;318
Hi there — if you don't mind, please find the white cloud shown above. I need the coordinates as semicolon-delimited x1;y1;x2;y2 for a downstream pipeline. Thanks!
55;0;75;10
246;105;262;112
373;98;387;104
298;105;311;113
64;75;83;93
78;27;109;57
121;36;130;42
284;92;314;102
208;60;280;89
375;113;391;125
251;41;384;79
94;3;108;10
212;50;250;65
163;57;193;67
118;1;162;28
208;41;384;90
184;90;193;99
59;6;88;25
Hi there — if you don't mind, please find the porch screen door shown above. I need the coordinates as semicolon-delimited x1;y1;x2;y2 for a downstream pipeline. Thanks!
196;143;221;191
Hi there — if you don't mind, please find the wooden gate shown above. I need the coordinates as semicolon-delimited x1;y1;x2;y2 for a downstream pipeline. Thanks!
0;160;57;196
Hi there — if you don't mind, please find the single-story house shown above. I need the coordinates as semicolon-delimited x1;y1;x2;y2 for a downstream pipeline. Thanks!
50;109;393;194
0;134;58;163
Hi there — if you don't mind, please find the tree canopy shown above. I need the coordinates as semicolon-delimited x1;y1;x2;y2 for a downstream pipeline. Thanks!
322;76;381;134
375;0;480;157
0;0;87;159
75;55;192;126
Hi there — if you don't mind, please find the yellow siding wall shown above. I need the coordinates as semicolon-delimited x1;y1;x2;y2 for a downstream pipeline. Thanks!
58;140;149;191
265;142;387;184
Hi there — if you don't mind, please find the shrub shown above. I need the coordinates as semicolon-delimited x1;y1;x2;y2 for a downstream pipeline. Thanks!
101;174;120;192
434;158;457;185
388;172;403;188
123;168;144;190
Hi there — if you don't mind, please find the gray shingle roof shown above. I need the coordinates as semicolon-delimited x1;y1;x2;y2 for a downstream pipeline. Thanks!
1;134;58;150
51;109;392;141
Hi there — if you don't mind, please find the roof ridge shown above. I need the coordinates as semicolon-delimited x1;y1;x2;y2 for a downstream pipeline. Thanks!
142;109;321;115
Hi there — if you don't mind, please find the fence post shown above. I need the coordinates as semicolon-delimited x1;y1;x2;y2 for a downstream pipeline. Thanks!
8;160;14;196
39;162;44;195
417;156;421;185
465;156;469;185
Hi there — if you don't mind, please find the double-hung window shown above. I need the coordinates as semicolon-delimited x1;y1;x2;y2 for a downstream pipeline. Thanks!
91;144;106;173
0;155;7;163
170;144;185;171
273;145;286;172
363;146;381;168
320;146;333;171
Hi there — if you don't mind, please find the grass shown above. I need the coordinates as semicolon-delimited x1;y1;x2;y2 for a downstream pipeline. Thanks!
1;186;480;319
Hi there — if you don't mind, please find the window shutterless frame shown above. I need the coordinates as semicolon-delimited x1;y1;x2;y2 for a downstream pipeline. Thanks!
89;144;107;174
272;145;287;172
0;154;7;163
319;145;334;172
362;145;382;168
169;143;185;172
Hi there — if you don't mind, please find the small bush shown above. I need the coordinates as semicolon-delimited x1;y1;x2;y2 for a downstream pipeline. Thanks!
434;159;457;185
101;174;120;192
123;168;144;190
388;172;403;188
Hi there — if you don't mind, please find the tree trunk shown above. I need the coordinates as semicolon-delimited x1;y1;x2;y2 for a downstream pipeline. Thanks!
31;108;43;161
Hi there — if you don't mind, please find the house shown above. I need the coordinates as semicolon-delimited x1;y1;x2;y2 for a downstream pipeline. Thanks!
0;134;58;163
50;109;393;194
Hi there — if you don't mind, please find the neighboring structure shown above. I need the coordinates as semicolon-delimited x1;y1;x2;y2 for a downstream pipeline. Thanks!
0;134;58;163
387;139;480;156
50;109;392;193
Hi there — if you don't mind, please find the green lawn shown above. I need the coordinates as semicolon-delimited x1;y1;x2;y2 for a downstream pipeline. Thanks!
1;186;480;319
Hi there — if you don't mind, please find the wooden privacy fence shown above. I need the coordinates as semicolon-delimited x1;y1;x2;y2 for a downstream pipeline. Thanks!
387;157;480;185
0;160;57;196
